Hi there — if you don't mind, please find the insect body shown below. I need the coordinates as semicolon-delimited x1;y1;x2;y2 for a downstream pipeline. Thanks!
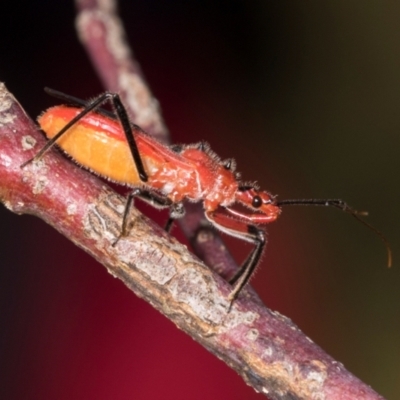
39;106;272;211
24;89;391;308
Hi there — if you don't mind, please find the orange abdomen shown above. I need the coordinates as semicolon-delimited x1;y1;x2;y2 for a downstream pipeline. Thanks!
38;106;224;202
39;106;149;185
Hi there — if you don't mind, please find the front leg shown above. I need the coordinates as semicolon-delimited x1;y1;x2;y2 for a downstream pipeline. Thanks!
205;208;267;307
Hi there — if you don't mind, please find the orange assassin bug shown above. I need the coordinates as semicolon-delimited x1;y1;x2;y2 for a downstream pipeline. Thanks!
22;88;392;306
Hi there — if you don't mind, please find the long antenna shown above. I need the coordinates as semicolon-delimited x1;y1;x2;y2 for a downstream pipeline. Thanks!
277;198;392;267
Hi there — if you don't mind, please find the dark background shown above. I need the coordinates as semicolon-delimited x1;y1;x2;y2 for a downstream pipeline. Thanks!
1;1;399;399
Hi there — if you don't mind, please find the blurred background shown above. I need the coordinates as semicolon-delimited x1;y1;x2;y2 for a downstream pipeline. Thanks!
0;1;399;399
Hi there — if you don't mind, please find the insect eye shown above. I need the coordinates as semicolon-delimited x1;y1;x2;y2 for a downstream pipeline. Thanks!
252;195;262;208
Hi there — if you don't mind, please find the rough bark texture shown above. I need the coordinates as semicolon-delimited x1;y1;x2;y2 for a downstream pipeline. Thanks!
0;0;387;398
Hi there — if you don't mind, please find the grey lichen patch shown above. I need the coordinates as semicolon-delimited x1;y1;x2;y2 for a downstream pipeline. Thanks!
66;203;78;215
246;328;259;342
270;309;298;329
22;157;47;175
267;359;327;400
21;135;36;151
307;370;326;386
84;192;129;242
85;201;117;242
0;83;16;127
302;363;327;399
78;8;129;63
263;346;274;358
0;83;12;109
222;308;258;332
114;202;125;214
169;267;228;325
281;361;294;376
32;176;49;194
331;360;343;372
76;10;102;41
78;8;160;132
0;153;11;167
85;192;179;284
2;200;13;212
0;112;16;127
119;73;165;133
103;11;131;62
120;241;177;285
18;155;45;192
103;192;126;217
3;200;25;214
169;267;259;332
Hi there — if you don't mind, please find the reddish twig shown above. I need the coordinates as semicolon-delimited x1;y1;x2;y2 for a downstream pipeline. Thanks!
0;0;387;398
0;84;384;399
75;0;168;141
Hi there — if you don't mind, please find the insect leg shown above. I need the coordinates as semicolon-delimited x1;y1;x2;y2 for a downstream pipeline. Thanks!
22;91;148;183
44;88;92;109
227;226;265;303
113;189;184;245
128;189;185;231
205;209;266;309
108;94;148;182
25;90;157;240
116;190;137;241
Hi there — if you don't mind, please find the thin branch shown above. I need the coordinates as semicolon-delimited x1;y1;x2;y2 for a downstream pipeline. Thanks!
0;1;386;399
0;85;384;400
75;0;168;141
